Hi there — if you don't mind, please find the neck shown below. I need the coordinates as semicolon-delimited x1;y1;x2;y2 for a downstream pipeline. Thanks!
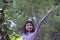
26;32;32;34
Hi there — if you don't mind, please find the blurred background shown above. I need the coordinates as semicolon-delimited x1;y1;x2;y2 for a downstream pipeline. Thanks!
0;0;60;40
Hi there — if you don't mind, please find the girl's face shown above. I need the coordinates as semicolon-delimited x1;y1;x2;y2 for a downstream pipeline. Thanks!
25;23;33;32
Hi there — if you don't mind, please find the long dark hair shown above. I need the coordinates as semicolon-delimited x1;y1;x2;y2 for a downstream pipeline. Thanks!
23;20;35;33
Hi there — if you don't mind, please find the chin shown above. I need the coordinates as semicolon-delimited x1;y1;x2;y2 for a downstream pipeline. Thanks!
28;30;32;32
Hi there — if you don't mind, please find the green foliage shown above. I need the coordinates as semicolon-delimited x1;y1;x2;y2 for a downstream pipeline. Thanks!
0;0;60;40
10;35;21;40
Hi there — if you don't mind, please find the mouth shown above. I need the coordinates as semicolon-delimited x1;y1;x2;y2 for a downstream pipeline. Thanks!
28;28;32;29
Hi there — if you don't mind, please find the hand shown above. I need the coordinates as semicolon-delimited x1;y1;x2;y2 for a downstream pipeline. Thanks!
7;20;16;27
47;5;54;15
7;20;13;23
7;20;12;22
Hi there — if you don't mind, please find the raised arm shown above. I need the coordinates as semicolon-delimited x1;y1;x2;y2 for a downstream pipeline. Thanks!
7;20;22;35
35;6;54;34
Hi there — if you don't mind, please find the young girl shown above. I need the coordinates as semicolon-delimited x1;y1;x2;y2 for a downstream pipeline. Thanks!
8;7;53;40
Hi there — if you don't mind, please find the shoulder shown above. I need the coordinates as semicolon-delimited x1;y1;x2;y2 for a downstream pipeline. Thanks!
21;33;26;36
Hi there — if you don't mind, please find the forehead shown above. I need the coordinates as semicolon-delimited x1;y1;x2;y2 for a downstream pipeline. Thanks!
26;23;32;25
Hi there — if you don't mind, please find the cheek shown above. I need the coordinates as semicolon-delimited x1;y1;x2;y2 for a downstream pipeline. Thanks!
25;27;28;30
30;26;33;29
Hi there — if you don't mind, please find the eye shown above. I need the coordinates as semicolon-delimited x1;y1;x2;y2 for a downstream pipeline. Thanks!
29;24;32;26
27;25;29;26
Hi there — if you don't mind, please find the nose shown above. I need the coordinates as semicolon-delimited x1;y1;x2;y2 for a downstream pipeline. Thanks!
28;25;31;27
